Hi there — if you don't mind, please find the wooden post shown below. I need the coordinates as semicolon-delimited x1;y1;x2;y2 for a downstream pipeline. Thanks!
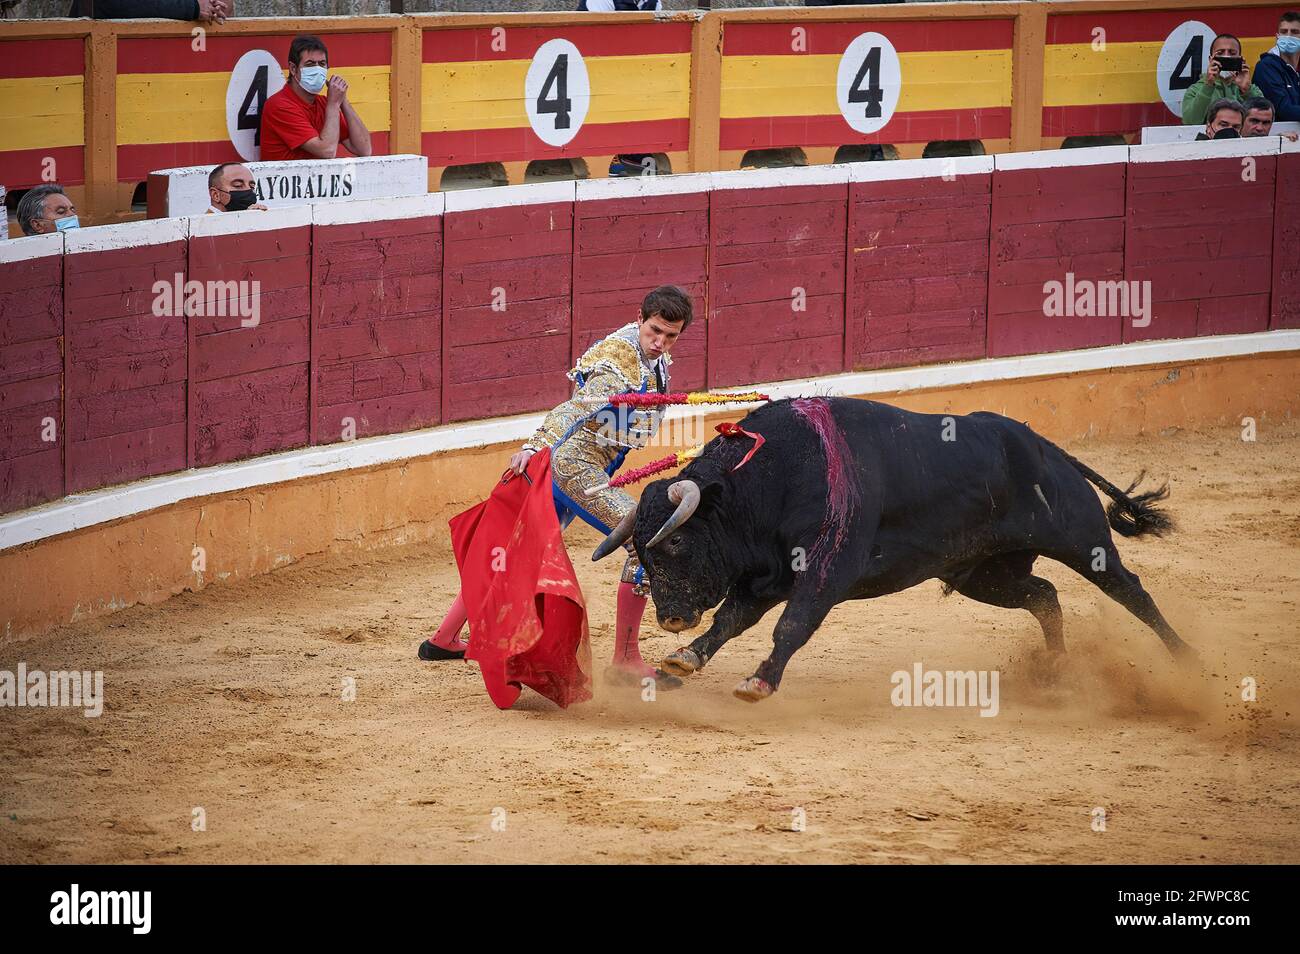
83;21;117;226
687;12;721;175
1011;2;1047;154
390;17;422;158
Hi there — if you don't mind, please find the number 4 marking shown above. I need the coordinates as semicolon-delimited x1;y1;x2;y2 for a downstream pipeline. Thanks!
237;64;269;146
537;54;572;130
848;47;884;119
1169;35;1203;91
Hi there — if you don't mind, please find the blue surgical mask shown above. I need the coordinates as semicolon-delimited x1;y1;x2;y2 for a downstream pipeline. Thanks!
298;65;327;94
54;215;80;231
1278;35;1300;55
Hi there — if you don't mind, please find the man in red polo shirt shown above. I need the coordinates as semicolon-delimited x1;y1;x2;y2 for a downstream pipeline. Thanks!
259;35;372;162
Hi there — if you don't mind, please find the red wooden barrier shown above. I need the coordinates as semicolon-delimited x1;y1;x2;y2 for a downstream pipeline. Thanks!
708;168;847;388
573;175;710;393
4;142;1300;521
1126;140;1277;342
442;183;575;424
188;207;312;467
312;195;443;444
0;234;64;515
849;156;991;370
1272;141;1300;330
989;147;1128;357
63;219;189;494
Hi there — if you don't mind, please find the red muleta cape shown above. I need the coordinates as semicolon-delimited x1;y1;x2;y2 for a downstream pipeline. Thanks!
448;448;593;709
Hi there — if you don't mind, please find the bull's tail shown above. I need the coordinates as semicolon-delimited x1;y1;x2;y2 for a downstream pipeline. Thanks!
1055;447;1175;538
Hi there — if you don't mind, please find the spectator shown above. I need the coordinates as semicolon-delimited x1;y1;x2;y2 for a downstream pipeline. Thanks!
259;35;372;162
16;184;78;236
1252;11;1300;122
1181;33;1263;124
66;0;226;22
1240;96;1300;140
207;163;268;214
1195;99;1247;140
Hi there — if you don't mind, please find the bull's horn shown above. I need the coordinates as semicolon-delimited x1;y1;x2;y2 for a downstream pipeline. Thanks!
592;506;638;561
646;480;701;549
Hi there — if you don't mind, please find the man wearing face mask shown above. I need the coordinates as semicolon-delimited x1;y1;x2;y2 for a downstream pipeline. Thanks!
207;163;268;214
1252;11;1300;122
259;35;372;162
16;184;79;236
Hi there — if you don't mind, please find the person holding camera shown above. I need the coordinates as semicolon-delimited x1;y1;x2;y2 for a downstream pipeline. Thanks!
1182;34;1263;125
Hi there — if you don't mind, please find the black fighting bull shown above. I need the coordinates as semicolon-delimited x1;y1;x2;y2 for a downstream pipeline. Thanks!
592;397;1197;702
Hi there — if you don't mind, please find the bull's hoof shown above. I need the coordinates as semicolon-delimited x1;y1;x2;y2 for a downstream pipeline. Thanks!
732;676;775;702
661;648;703;677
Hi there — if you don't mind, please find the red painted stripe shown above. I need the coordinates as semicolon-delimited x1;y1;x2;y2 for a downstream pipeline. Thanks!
1041;102;1173;137
0;145;85;189
117;33;392;74
719;107;1011;151
422;118;688;166
0;38;84;79
1045;7;1283;45
723;19;1013;56
117;132;391;181
424;22;693;62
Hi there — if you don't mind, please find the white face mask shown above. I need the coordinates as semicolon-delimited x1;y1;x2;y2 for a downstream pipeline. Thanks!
298;65;327;94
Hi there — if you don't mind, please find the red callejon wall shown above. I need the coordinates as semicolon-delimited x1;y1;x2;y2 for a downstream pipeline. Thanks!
573;175;710;393
2;139;1299;519
989;147;1128;357
1126;140;1276;342
0;234;64;515
188;206;312;467
708;169;847;388
1272;141;1300;330
442;182;575;424
63;219;189;494
312;195;443;443
849;156;991;370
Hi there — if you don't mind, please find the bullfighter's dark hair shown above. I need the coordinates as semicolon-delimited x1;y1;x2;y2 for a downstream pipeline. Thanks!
641;285;694;330
289;35;329;67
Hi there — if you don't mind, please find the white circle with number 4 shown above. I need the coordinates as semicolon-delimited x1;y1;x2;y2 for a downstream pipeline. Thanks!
226;49;286;161
836;32;902;135
1156;21;1217;117
525;39;590;147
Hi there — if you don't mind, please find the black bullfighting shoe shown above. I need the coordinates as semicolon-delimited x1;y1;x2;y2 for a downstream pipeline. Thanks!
417;638;466;661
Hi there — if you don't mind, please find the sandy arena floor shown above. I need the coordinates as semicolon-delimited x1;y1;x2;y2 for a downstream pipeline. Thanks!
2;422;1299;864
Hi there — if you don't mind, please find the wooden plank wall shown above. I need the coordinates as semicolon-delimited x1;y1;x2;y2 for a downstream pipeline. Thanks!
442;184;575;424
189;208;313;467
63;220;189;494
708;173;848;388
851;158;991;370
312;196;443;444
988;152;1127;357
0;235;65;512
1271;145;1300;330
1;140;1295;518
1126;146;1276;342
573;177;710;393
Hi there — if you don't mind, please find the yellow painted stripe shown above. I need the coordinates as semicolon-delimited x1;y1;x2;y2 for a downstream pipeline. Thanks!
421;52;690;133
0;75;85;151
115;67;390;146
719;50;1012;119
1045;37;1275;107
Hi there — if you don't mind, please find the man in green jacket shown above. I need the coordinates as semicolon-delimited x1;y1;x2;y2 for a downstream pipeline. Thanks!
1183;33;1264;124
